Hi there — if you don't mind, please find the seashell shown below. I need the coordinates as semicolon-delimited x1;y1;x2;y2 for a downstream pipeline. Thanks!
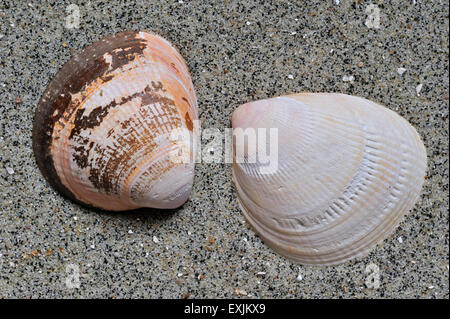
32;31;198;211
232;93;427;265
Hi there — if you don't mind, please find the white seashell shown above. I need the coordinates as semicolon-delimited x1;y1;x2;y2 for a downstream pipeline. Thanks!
232;93;427;265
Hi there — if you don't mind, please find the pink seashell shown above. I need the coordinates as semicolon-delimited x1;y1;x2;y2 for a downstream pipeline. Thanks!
33;31;198;211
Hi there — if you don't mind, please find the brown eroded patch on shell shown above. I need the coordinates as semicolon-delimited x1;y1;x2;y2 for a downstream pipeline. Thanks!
184;111;193;131
68;84;182;196
68;81;166;140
